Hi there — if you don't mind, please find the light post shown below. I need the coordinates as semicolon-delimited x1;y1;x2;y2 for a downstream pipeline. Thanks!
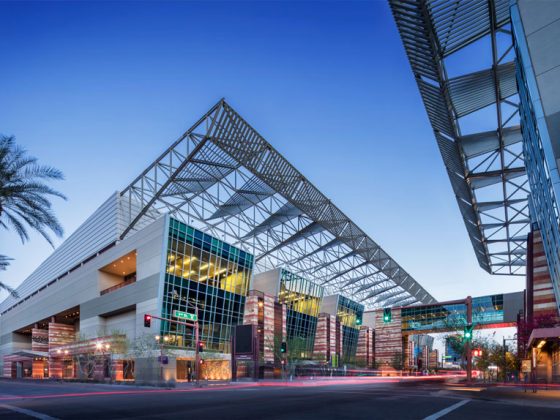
503;335;517;383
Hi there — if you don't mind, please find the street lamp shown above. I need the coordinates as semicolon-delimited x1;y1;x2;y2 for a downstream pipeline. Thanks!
503;334;517;383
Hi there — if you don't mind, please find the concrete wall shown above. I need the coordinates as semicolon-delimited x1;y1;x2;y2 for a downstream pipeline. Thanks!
320;295;339;316
0;216;167;373
252;268;281;297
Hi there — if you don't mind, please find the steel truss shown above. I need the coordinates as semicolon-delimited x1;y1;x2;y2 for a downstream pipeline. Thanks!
119;99;436;308
390;0;529;275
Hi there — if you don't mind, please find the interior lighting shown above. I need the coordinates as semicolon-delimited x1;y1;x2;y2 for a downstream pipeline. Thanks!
537;340;546;349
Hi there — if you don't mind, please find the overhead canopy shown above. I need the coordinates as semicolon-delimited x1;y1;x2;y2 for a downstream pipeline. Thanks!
119;99;437;308
390;0;529;276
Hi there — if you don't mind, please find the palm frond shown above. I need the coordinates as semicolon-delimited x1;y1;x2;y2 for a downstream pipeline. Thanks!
0;135;66;247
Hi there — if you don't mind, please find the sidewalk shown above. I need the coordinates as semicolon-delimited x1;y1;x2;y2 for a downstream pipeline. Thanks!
446;384;560;409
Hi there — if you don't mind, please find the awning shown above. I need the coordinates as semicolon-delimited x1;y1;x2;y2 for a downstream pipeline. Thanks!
10;350;49;359
528;327;560;348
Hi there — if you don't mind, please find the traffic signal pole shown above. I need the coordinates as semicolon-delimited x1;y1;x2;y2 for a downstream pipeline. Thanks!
145;308;200;386
194;305;200;384
466;296;472;385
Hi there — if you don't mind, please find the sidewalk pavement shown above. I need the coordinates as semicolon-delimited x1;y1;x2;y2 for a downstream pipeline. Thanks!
445;384;560;409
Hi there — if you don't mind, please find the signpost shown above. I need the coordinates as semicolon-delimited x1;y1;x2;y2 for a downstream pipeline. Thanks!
146;304;201;385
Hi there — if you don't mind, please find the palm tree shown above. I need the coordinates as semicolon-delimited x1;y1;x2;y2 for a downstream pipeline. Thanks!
0;135;66;297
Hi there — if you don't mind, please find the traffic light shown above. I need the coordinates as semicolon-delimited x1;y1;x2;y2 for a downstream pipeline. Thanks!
198;341;205;353
383;308;392;323
144;314;152;328
463;324;473;342
356;317;362;326
280;341;287;354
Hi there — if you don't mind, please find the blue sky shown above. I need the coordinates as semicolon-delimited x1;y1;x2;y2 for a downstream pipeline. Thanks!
0;0;525;303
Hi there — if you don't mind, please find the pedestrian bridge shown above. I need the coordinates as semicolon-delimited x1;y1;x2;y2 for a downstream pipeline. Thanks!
400;291;524;334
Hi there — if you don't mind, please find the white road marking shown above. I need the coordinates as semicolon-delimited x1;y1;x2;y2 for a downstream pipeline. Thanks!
423;399;471;420
0;403;60;420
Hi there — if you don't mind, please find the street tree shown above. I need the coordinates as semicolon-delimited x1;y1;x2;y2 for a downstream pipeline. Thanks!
0;135;66;296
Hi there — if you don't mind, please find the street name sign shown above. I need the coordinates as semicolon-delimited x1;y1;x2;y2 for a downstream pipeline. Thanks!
173;310;197;321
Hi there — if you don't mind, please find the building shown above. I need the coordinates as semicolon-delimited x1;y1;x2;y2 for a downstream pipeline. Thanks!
390;0;560;381
2;101;434;382
253;268;323;360
513;1;560;316
315;294;365;365
0;204;252;381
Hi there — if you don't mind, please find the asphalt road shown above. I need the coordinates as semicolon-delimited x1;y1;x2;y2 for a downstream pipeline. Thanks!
0;379;558;419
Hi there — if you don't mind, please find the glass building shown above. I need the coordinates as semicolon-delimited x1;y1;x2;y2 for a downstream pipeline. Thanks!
161;219;254;353
511;2;560;311
333;295;364;363
278;269;324;359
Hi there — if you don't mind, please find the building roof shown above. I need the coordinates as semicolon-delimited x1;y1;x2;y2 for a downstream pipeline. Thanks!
2;100;437;312
389;0;529;276
119;99;436;308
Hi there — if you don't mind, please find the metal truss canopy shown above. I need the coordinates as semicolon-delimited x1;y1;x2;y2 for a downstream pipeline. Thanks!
119;99;436;308
390;0;529;276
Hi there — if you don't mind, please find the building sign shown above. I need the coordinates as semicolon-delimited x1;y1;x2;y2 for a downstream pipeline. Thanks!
173;310;197;322
521;359;532;373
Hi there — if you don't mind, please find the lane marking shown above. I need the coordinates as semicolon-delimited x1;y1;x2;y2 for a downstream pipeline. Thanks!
0;403;60;420
423;399;471;420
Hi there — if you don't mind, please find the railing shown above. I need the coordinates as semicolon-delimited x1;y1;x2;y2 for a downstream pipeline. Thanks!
100;277;136;296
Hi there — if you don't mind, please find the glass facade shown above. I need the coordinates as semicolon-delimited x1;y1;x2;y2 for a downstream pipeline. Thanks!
401;295;504;332
512;3;560;309
161;218;254;353
337;295;364;363
278;269;323;359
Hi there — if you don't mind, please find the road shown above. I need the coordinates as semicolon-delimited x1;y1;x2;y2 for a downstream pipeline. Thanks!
0;378;558;419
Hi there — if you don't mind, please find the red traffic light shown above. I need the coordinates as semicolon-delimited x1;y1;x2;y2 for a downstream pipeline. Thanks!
144;314;152;328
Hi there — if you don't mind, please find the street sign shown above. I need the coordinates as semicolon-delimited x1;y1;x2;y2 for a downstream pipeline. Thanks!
173;310;197;321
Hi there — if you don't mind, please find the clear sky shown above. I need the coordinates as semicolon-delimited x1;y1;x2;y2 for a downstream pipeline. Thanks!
0;0;526;304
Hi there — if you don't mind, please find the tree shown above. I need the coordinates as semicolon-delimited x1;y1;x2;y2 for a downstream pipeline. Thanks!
0;135;66;296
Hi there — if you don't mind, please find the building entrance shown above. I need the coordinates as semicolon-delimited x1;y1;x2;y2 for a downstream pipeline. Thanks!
176;360;196;382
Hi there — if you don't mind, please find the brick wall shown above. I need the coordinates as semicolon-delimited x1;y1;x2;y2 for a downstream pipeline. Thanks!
374;309;402;369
